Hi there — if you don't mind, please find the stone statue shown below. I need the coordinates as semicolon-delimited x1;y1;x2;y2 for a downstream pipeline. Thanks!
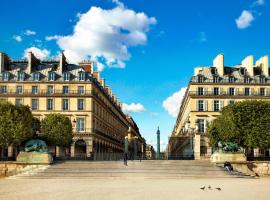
24;139;49;153
218;141;242;153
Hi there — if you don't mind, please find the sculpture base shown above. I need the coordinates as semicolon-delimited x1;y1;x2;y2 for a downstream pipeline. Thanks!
211;152;246;163
17;152;53;164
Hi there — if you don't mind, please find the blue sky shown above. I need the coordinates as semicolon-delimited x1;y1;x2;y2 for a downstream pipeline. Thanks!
0;0;270;150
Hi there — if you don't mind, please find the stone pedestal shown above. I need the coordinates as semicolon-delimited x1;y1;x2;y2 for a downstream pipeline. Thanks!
17;152;53;164
194;134;201;160
211;152;246;163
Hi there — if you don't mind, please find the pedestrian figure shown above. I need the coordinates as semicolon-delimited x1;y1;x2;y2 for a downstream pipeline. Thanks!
124;152;128;166
224;161;233;172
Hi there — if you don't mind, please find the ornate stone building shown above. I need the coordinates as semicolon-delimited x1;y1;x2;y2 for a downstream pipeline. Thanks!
168;54;270;160
0;52;146;160
146;145;156;160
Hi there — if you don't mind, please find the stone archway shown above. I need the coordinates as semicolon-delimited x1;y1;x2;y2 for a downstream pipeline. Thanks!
75;140;86;158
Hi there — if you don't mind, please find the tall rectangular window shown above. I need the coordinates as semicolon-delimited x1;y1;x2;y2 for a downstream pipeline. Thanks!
213;76;219;83
78;72;85;81
62;99;69;110
197;87;204;95
0;85;7;94
76;118;85;132
2;72;10;81
47;85;54;94
78;86;84;94
77;99;84;110
260;88;266;96
198;76;204;83
16;86;23;94
31;99;38;110
63;73;70;81
213;87;219;95
47;99;53;110
17;72;25;81
48;72;55;81
229;100;235;105
33;73;40;81
63;86;69;94
198;100;204;111
213;100;220;111
198;119;205;133
32;86;38;94
229;88;235;96
244;88;250;96
15;99;22;106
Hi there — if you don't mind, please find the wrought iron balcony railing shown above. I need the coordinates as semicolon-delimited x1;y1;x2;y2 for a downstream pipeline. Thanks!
189;91;270;97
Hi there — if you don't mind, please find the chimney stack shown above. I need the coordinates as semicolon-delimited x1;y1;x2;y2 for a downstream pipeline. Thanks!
79;60;93;73
213;54;224;76
93;71;100;83
256;56;269;76
100;78;105;88
0;52;9;72
242;55;254;77
26;52;40;74
59;52;67;73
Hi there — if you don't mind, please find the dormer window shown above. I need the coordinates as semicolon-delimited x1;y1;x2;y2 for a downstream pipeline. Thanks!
228;76;235;83
2;72;10;81
260;76;265;84
17;72;25;81
63;72;70;81
244;76;250;84
33;72;40;81
78;71;85;81
48;72;55;81
213;76;219;83
198;75;204;83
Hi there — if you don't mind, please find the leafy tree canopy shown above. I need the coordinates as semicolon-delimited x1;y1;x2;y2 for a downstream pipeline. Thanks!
0;101;34;147
41;113;73;147
207;100;270;149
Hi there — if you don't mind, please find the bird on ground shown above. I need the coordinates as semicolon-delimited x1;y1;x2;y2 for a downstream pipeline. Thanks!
200;186;205;190
208;185;212;190
215;187;222;191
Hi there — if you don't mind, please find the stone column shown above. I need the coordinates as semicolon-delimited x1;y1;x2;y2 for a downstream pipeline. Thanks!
86;139;93;158
71;143;75;157
56;146;60;157
8;146;13;158
254;148;259;157
194;133;201;160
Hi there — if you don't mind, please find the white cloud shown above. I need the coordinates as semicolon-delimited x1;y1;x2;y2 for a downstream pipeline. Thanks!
148;139;167;152
23;47;50;60
122;103;146;114
162;87;187;117
51;1;156;70
45;35;61;41
13;35;22;42
235;10;255;29
252;0;264;6
24;30;36;36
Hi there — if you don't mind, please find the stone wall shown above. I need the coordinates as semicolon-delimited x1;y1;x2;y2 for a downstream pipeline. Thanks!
230;161;270;177
0;162;45;177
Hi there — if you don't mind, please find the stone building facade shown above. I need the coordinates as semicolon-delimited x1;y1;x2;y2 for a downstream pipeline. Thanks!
168;54;270;160
146;145;156;160
0;52;146;160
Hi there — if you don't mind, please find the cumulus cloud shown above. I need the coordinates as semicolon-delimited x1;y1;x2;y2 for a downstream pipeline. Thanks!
122;103;146;114
162;87;187;117
24;30;36;36
235;10;255;29
23;47;50;60
13;35;22;42
50;1;156;70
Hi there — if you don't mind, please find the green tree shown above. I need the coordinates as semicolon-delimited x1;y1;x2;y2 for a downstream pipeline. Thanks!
41;113;73;147
0;101;34;153
207;100;270;149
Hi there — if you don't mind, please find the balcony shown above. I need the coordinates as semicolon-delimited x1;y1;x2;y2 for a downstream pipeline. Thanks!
0;90;92;97
189;91;270;98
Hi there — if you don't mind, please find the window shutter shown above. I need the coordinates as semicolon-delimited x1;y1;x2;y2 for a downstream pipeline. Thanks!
251;88;254;96
204;100;208;111
204;88;207;95
220;87;223;95
220;100;224;110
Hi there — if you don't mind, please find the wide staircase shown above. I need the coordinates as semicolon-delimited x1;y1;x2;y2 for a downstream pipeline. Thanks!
9;160;252;179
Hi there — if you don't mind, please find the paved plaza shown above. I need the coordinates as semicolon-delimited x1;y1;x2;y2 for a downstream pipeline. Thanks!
0;160;270;200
